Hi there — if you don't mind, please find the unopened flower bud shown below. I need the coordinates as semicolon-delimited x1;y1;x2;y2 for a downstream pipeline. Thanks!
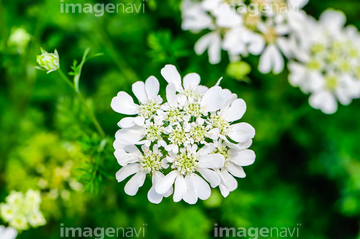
36;48;60;74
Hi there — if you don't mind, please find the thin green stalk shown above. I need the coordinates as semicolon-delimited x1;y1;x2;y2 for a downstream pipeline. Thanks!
58;69;106;138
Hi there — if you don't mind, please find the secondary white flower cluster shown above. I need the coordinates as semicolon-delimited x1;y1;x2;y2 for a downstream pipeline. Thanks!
0;190;46;231
288;9;360;114
0;226;17;239
111;64;255;204
181;0;308;74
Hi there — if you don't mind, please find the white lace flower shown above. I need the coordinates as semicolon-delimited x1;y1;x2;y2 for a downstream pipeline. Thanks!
161;64;208;98
288;9;360;114
115;145;172;203
111;75;163;128
210;93;255;144
111;64;256;203
213;140;255;197
155;144;224;204
181;0;307;74
7;27;31;54
0;226;17;239
0;190;46;231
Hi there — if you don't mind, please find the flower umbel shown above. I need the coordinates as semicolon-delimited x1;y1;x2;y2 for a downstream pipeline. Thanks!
0;190;46;231
111;64;256;204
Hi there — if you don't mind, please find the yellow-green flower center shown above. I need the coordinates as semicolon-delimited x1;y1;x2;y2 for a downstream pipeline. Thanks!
307;59;322;70
190;124;207;142
169;126;187;145
211;115;230;135
174;152;198;175
140;102;160;118
185;103;202;117
140;151;162;173
146;124;164;142
325;76;338;91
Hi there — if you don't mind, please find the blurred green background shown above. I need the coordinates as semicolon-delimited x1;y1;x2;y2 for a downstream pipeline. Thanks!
0;0;360;238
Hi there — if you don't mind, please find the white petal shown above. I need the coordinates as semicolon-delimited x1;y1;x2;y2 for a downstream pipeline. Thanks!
198;154;225;169
272;46;285;74
197;144;215;157
145;76;160;101
173;175;187;202
336;88;352;106
166;83;177;107
248;33;265;55
320;9;346;30
208;128;220;140
155;171;179;195
288;0;308;8
223;99;247;122
219;183;230;197
1;227;17;239
161;65;182;91
258;45;273;74
228;123;256;143
197;85;209;94
111;91;139;115
183;73;201;90
227;162;246;178
118;117;136;128
230;149;256;166
134;116;145;126
114;149;138;166
198;168;220;188
208;33;222;64
132;81;147;104
259;44;284;74
183;175;198;204
192;174;211;200
195;33;213;55
201;86;226;112
114;127;145;146
288;62;306;87
148;186;163;204
115;164;140;182
124;171;146;196
147;172;164;204
219;170;238;191
309;91;338;114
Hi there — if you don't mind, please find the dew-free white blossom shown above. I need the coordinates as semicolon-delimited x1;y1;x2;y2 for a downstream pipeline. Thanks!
0;190;46;231
111;64;256;204
7;27;31;54
36;48;60;74
288;9;360;114
181;0;308;74
0;226;17;239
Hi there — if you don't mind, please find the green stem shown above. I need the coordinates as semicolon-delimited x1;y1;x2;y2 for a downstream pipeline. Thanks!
57;69;106;138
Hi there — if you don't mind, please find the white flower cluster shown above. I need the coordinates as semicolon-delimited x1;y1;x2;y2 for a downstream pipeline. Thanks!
7;27;31;54
288;9;360;114
0;190;46;231
111;64;255;204
0;226;17;239
181;0;309;74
